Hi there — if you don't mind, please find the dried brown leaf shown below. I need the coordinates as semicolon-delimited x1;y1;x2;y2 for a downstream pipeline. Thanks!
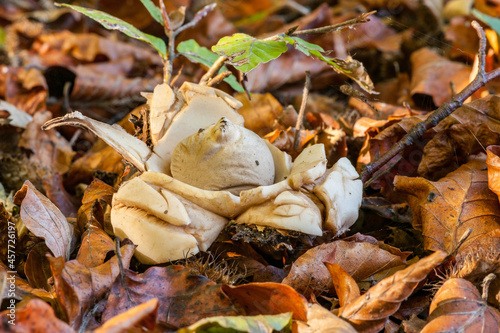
282;239;407;297
394;157;500;279
222;282;308;321
234;92;283;137
410;47;471;108
102;265;237;329
76;226;115;268
14;180;73;260
0;298;74;333
340;251;447;332
325;263;360;307
95;298;158;333
421;278;500;332
48;241;135;328
295;303;357;333
18;111;77;217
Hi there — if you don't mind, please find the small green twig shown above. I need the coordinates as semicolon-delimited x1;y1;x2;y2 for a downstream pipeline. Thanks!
360;21;500;185
294;71;311;150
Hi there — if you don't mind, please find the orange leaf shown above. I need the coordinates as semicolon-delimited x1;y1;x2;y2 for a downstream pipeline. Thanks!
340;251;447;333
324;263;360;307
221;282;308;321
422;278;500;332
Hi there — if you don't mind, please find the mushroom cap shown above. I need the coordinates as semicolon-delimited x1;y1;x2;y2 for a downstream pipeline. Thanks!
170;117;275;195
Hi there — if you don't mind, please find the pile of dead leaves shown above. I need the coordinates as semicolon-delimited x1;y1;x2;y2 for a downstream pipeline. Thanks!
1;0;500;332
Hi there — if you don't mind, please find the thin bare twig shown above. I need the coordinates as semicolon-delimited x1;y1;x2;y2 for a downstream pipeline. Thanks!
360;21;500;185
289;10;376;37
200;56;227;85
115;237;133;303
294;71;311;150
206;71;232;87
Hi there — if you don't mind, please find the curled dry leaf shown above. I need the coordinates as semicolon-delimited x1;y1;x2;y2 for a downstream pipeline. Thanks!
234;92;284;137
421;278;500;332
0;298;74;333
394;157;500;280
13;180;73;260
102;265;237;329
75;226;115;268
94;298;158;333
221;282;308;321
340;251;447;333
48;241;135;328
282;239;407;296
77;178;116;231
178;313;293;333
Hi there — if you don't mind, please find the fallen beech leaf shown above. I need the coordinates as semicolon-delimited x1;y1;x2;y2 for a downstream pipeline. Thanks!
48;240;135;328
75;226;115;268
0;298;74;333
340;251;447;332
95;298;158;333
235;92;283;136
221;282;308;321
178;312;293;333
410;47;471;108
394;157;500;279
282;239;407;296
102;265;237;329
295;303;357;333
325;263;360;307
421;278;500;332
14;180;73;260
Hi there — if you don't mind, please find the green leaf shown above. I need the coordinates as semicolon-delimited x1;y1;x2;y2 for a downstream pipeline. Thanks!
140;0;164;26
57;3;166;58
472;9;500;36
212;33;288;73
177;312;293;333
279;34;375;93
178;40;243;92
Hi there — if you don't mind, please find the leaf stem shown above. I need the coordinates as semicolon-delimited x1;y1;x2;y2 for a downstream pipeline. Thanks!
360;21;500;185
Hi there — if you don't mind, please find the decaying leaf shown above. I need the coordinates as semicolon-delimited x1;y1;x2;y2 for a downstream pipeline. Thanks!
13;180;73;260
394;157;500;280
282;238;408;296
340;251;447;332
102;265;237;329
421;278;500;332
